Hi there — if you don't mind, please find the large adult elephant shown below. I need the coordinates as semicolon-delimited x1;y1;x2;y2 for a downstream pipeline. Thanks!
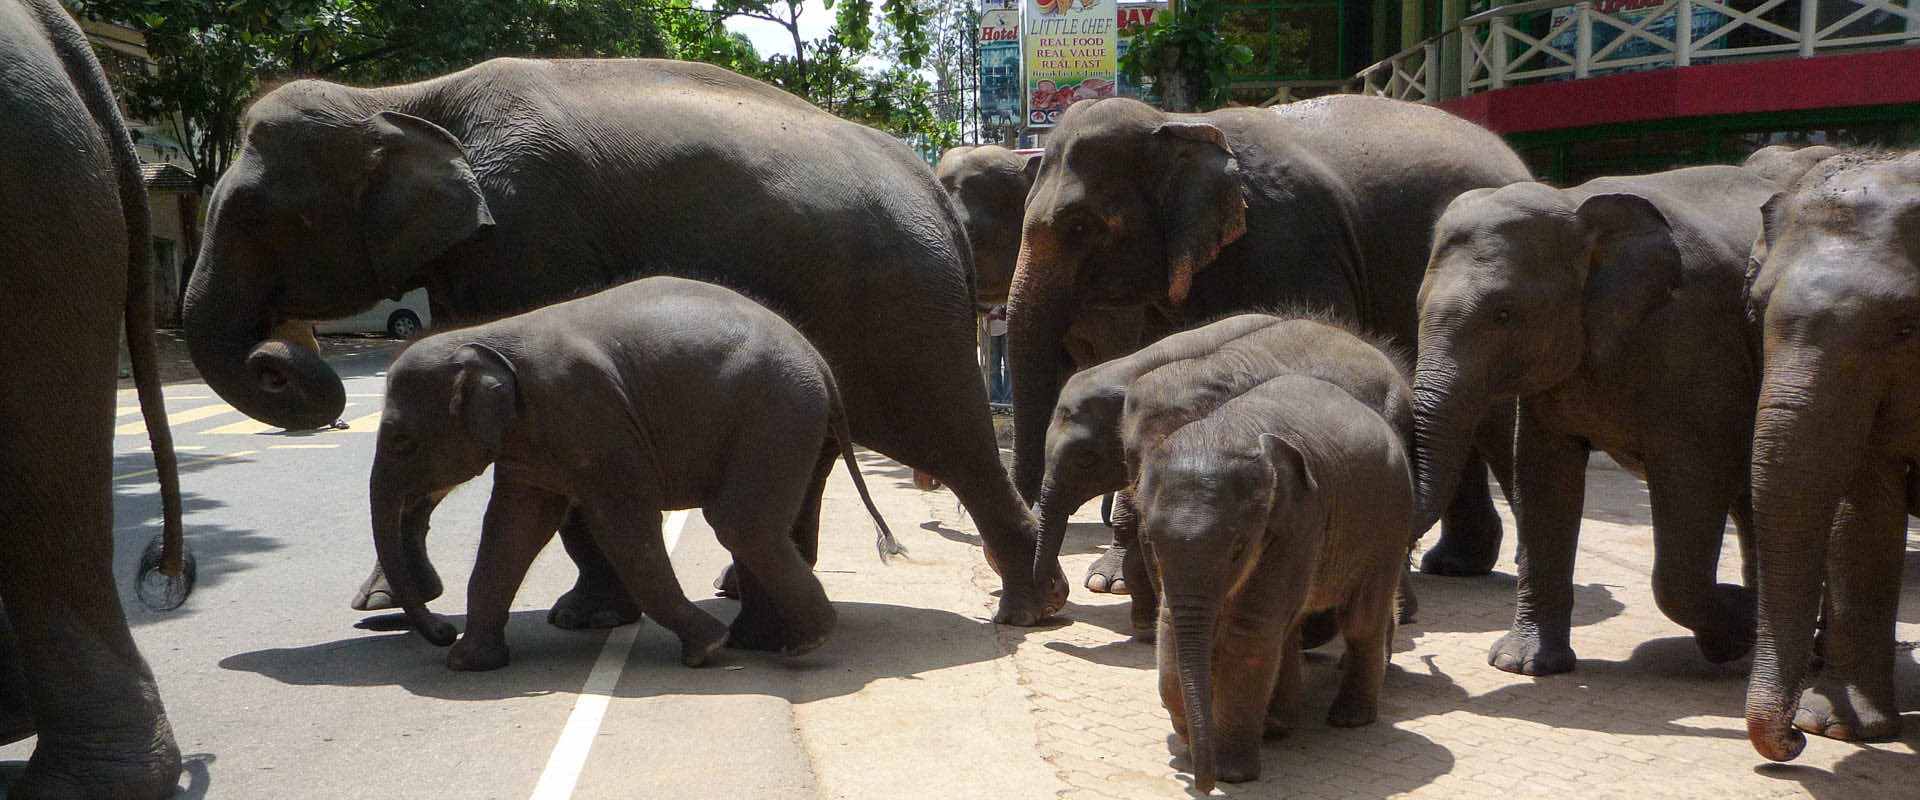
1;0;188;795
1744;151;1919;762
1007;94;1530;581
1412;166;1778;676
936;144;1038;307
183;58;1064;626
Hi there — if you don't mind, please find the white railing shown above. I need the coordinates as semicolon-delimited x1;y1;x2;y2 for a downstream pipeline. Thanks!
1354;0;1919;103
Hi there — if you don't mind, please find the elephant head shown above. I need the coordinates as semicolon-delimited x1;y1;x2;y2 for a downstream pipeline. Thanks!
1008;98;1247;500
1410;183;1682;531
1138;429;1316;792
367;337;521;647
1743;152;1920;762
184;83;494;430
936;144;1041;307
1029;373;1130;579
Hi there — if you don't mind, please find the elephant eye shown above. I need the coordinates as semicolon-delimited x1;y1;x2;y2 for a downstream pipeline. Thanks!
1492;309;1513;326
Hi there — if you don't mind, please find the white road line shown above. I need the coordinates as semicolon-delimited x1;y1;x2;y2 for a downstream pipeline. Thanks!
530;508;691;800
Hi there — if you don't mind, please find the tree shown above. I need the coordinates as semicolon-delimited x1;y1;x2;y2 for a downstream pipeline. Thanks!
72;0;751;188
1118;0;1252;111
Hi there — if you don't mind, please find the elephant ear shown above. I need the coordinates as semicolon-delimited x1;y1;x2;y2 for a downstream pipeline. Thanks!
450;343;519;453
1258;432;1318;501
1744;191;1789;325
1154;122;1248;306
1575;193;1683;361
1021;152;1043;187
360;111;496;296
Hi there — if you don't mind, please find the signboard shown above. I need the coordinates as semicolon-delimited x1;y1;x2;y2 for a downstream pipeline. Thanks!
980;0;1023;133
1115;1;1166;101
1022;0;1118;128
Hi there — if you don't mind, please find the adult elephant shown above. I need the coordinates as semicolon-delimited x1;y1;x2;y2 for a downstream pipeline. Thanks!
183;58;1064;626
1;0;188;795
936;144;1039;307
1413;166;1777;675
1007;94;1530;583
1744;151;1919;762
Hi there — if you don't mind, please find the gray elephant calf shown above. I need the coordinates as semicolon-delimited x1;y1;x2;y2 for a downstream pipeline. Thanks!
1133;321;1413;792
371;276;899;671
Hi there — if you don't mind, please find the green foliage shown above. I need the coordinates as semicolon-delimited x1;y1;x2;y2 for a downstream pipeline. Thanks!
1117;0;1253;110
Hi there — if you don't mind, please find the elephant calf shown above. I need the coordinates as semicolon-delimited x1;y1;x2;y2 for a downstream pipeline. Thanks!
371;276;900;671
1130;320;1413;791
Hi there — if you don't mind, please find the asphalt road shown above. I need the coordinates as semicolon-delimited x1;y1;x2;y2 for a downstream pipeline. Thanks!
6;336;1918;799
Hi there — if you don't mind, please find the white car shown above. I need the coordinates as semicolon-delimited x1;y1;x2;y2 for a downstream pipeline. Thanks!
314;289;432;338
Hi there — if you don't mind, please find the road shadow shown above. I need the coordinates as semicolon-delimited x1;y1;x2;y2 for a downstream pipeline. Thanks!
111;451;283;627
1401;570;1627;637
219;599;1007;706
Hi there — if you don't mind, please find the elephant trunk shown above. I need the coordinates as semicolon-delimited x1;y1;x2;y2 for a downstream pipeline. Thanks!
1031;472;1090;587
182;241;346;431
1007;231;1077;503
1166;592;1220;792
1411;356;1489;537
1744;359;1876;762
370;491;457;646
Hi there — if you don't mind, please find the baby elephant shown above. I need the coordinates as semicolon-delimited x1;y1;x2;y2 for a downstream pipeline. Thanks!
370;276;899;671
1135;325;1412;792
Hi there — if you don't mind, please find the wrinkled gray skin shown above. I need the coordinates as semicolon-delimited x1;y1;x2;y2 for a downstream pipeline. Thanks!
1414;165;1778;676
1140;367;1411;792
1741;144;1844;188
1743;152;1920;762
1030;314;1282;620
0;1;188;796
936;144;1040;307
183;58;1064;628
1119;316;1420;634
1009;95;1530;593
372;277;901;671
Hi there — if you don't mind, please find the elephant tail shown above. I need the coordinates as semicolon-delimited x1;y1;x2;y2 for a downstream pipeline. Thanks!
36;0;193;609
827;378;904;563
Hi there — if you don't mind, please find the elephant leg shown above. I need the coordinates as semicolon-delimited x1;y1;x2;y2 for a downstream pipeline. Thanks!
547;505;642;630
1644;463;1755;664
1084;493;1132;594
713;523;835;657
1113;490;1159;634
715;444;836;600
1421;407;1512;576
1795;457;1905;742
575;498;728;668
1328;576;1397;728
1264;625;1305;738
1488;407;1585;676
449;483;571;671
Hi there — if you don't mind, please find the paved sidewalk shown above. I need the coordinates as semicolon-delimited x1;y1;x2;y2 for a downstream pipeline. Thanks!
976;457;1919;799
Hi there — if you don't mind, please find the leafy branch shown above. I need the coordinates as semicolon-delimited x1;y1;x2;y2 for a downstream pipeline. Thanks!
1117;0;1251;111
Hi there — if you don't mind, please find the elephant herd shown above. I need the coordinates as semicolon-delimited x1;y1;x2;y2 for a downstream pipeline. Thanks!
1;5;1913;790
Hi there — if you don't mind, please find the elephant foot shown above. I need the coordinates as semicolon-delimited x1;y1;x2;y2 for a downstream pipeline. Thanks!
1299;610;1339;650
1487;630;1575;675
993;564;1069;626
1326;698;1378;728
548;586;642;630
447;637;510;671
712;564;741;599
728;604;834;657
677;617;731;668
1418;534;1499;577
1691;584;1757;664
1083;547;1130;594
1214;743;1263;785
1397;563;1419;624
1793;679;1901;742
12;733;181;800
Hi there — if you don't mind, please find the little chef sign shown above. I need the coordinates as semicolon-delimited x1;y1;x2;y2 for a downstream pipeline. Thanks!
1023;0;1116;128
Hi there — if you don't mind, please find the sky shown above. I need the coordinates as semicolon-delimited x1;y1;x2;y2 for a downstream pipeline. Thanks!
723;0;839;59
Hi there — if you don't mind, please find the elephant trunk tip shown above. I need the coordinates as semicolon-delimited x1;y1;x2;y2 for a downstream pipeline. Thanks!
1747;715;1806;762
421;615;458;647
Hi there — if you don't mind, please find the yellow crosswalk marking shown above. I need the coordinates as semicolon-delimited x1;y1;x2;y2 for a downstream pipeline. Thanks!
117;403;236;436
340;410;383;429
117;407;141;417
270;444;340;450
201;418;276;435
